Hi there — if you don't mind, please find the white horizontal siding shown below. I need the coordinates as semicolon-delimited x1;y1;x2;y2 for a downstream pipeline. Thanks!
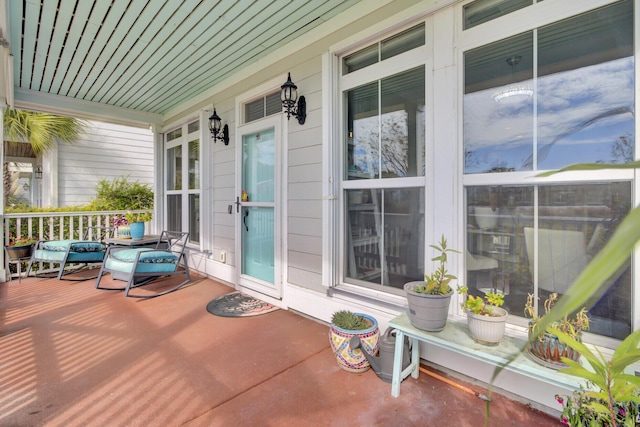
57;120;153;206
285;60;324;289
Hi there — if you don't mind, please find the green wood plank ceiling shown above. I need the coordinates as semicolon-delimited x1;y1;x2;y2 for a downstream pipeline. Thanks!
8;0;362;121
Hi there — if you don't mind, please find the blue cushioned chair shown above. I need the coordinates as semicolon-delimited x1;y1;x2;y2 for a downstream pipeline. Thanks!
25;226;115;280
95;231;190;298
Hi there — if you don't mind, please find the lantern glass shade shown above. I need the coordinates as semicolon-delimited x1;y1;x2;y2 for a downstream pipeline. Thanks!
34;165;43;179
280;73;298;105
208;109;222;135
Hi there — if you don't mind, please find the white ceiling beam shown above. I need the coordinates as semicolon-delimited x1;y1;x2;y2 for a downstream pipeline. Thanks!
14;87;162;128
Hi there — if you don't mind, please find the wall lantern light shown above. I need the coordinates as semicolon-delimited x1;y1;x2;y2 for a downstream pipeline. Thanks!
280;72;306;125
34;165;43;179
208;108;229;145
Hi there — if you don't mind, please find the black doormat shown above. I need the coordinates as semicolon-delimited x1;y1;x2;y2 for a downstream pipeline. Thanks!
206;292;278;318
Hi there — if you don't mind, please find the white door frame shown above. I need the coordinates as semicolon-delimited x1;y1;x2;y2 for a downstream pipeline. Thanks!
235;115;283;299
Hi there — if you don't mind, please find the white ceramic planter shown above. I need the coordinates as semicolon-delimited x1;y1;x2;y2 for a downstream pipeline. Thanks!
466;306;508;345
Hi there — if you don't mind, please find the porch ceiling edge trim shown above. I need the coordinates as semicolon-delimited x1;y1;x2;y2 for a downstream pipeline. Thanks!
161;0;395;123
14;88;162;128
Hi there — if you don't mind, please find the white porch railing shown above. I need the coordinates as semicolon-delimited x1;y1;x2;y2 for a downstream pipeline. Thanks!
4;210;153;242
3;210;153;280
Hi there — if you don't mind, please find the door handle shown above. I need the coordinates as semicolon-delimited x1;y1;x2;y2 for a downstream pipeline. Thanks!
243;210;249;231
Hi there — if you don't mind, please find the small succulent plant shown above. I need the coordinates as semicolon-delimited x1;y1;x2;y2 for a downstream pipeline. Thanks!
331;310;371;330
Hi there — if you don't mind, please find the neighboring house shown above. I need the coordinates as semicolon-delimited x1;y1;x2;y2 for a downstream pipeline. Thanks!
3;0;636;415
5;120;153;207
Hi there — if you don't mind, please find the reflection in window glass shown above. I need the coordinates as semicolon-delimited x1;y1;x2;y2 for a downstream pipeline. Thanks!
166;128;182;142
536;1;634;169
346;188;425;289
381;24;425;61
347;82;379;179
187;120;199;134
343;24;425;75
463;0;534;30
463;1;634;173
466;182;631;339
242;129;274;203
346;67;425;179
343;45;379;74
464;33;534;173
188;139;199;190
167;194;182;232
189;194;199;244
167;146;182;191
245;91;281;123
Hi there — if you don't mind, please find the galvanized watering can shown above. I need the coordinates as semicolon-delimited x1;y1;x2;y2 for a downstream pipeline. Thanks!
349;327;411;383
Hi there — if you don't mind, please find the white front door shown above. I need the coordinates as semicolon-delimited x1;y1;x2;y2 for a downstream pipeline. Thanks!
236;116;282;299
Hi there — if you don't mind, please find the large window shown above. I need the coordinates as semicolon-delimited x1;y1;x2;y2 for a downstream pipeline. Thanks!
165;119;200;244
341;24;427;293
462;0;634;339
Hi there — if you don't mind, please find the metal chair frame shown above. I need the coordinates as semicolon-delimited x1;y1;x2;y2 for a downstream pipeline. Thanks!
95;230;190;298
25;226;115;281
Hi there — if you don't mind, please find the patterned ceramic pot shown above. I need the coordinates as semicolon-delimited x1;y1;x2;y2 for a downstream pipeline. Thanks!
329;313;379;373
118;226;131;239
528;324;581;369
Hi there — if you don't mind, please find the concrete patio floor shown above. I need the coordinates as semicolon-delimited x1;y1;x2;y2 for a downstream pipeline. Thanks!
0;271;561;426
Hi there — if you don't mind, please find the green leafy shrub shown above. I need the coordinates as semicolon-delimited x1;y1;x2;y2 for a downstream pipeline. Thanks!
125;211;152;223
87;176;153;211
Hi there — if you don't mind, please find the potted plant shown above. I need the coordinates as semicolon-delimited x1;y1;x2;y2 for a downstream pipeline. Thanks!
525;292;590;368
5;234;38;259
124;211;152;240
457;286;508;345
553;328;640;426
329;310;380;373
111;215;131;239
403;235;459;332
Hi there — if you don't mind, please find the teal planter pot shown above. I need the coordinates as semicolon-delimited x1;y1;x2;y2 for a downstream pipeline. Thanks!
129;222;145;240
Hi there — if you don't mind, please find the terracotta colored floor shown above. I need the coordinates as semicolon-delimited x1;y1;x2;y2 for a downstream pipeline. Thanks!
0;271;561;426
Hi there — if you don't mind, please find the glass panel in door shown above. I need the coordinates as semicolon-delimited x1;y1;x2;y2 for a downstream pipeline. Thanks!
241;128;275;284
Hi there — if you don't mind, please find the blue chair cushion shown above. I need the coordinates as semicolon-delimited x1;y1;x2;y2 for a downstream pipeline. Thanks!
111;249;178;264
42;239;81;251
41;240;105;253
33;249;105;263
105;251;180;275
110;248;153;262
70;242;106;252
138;251;179;264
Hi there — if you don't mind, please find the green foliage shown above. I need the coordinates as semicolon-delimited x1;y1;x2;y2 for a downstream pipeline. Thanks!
414;235;459;295
124;211;152;223
331;310;371;330
553;328;640;426
87;176;153;211
457;286;504;316
4;107;87;154
488;161;640;424
6;235;38;247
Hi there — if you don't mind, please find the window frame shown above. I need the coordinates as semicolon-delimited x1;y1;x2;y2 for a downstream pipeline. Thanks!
164;119;202;247
336;22;431;297
457;0;638;347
